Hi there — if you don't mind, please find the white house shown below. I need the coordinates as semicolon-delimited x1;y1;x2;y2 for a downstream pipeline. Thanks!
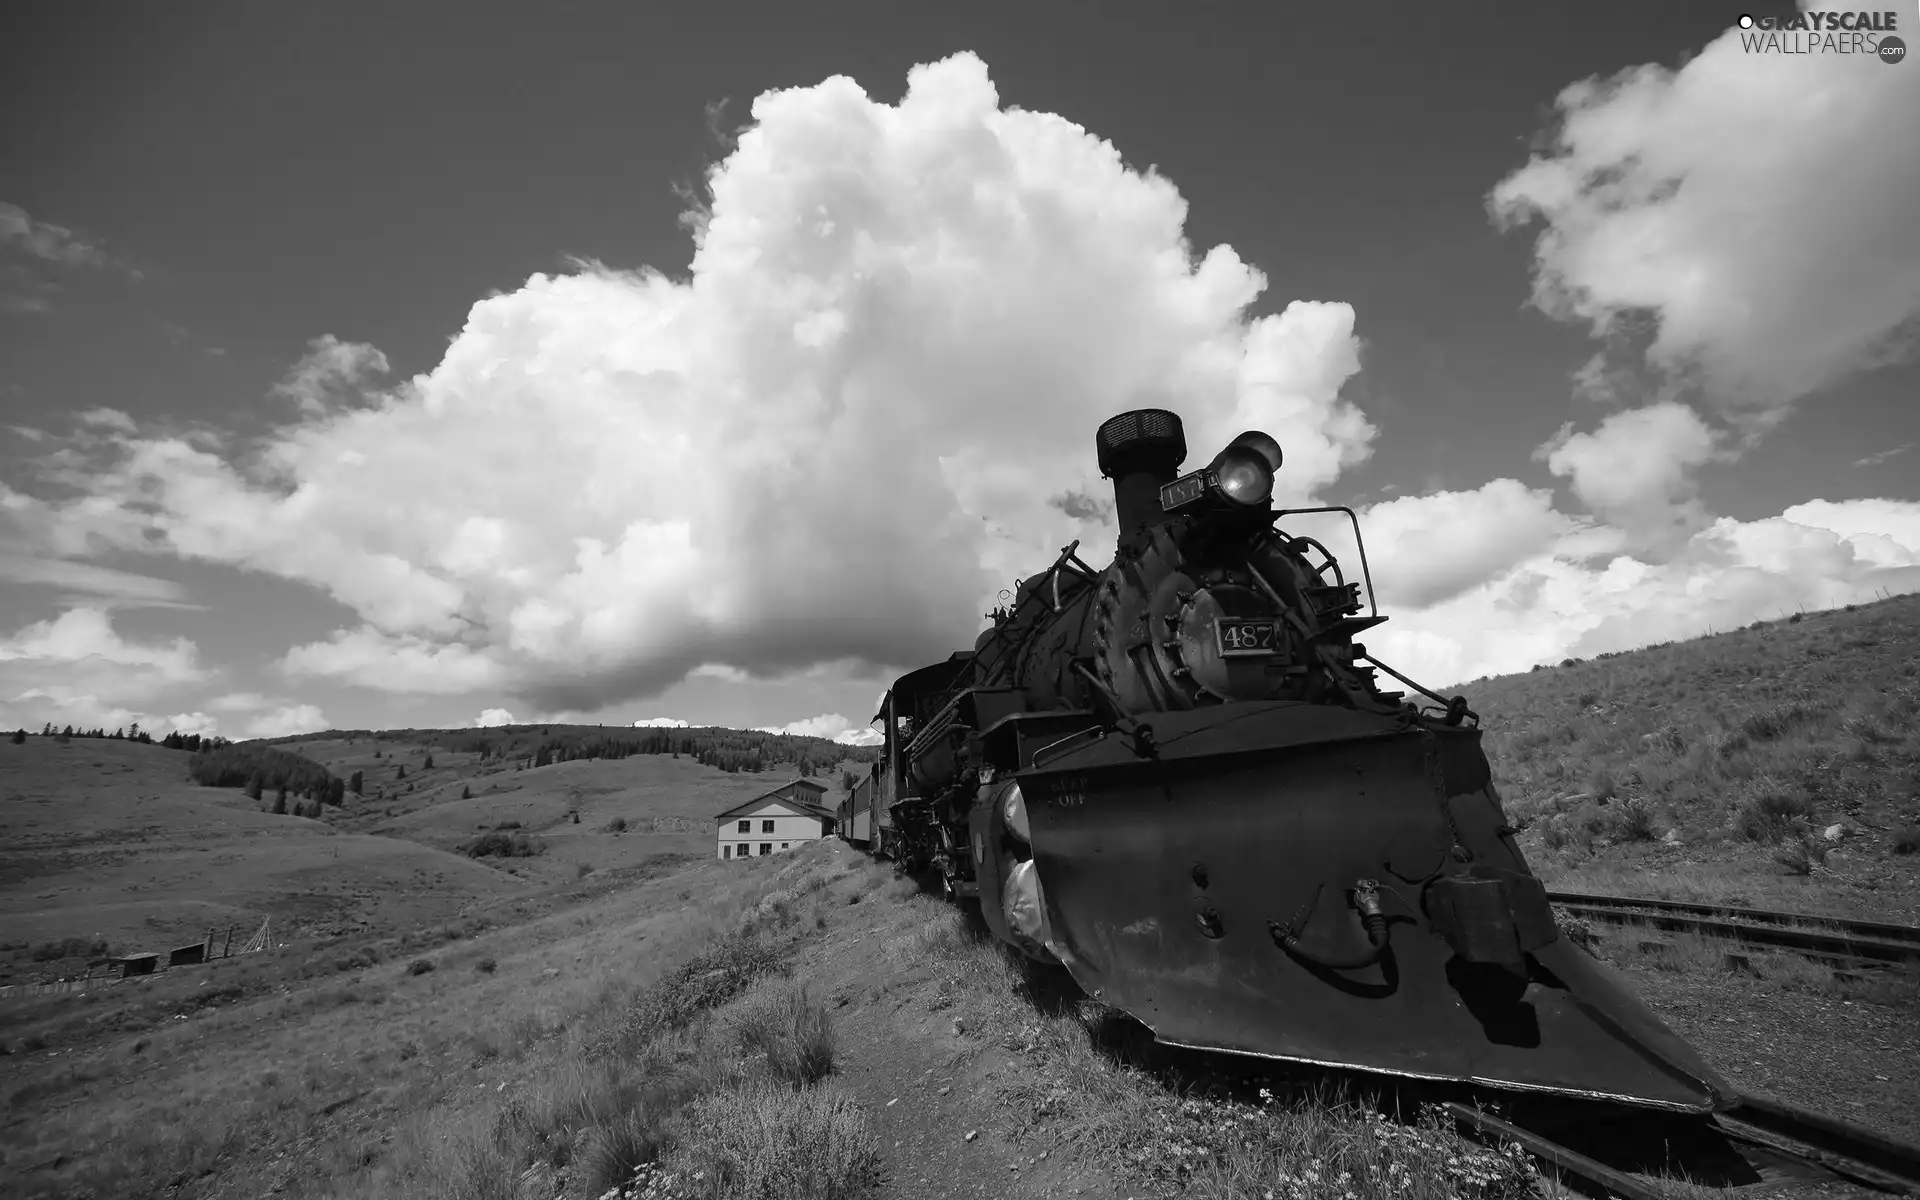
716;779;835;860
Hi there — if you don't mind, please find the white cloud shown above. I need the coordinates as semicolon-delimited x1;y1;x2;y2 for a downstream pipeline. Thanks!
210;692;272;712
1536;401;1723;543
474;707;518;727
166;711;221;736
243;703;329;739
0;608;215;735
1488;1;1920;418
752;712;882;745
632;716;689;728
1354;479;1573;610
16;53;1371;715
271;335;391;416
0;607;207;694
1359;498;1920;690
280;628;504;694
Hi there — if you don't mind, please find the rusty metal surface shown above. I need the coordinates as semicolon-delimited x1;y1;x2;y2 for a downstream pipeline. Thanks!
1021;716;1733;1113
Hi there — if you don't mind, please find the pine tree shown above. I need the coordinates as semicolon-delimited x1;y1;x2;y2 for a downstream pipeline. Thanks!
9;729;25;745
349;770;363;796
423;755;434;769
461;785;471;799
272;791;288;815
395;764;407;779
245;775;263;801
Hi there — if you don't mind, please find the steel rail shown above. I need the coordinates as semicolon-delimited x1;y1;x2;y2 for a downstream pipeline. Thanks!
1448;1092;1920;1199
1548;893;1920;964
1547;890;1920;945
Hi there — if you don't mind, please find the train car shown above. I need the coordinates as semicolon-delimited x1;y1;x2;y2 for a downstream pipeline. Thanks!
839;765;881;850
842;407;1735;1116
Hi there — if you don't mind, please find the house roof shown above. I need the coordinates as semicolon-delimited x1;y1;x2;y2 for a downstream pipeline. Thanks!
713;780;838;822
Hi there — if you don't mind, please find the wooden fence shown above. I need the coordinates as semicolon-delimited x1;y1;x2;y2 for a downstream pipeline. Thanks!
0;921;282;1003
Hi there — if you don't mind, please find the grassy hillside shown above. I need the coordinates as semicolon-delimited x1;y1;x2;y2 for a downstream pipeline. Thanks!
0;727;869;984
0;738;523;982
277;734;865;883
1462;592;1920;920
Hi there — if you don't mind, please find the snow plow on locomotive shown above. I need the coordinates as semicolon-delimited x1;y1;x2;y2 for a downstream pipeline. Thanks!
839;409;1734;1115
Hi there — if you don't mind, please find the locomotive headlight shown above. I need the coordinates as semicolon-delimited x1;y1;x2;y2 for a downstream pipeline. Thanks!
1210;445;1274;507
1003;783;1031;844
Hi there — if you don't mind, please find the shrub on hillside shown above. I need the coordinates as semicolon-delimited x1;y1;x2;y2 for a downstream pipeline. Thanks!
1735;792;1814;843
668;1079;882;1199
32;937;108;962
609;932;789;1053
463;830;544;859
726;982;836;1087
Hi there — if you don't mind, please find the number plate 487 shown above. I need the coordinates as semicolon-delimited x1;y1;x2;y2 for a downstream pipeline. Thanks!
1215;619;1280;657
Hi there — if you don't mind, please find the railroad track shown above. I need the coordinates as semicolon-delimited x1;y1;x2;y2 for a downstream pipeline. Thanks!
1546;890;1920;966
1449;1089;1920;1198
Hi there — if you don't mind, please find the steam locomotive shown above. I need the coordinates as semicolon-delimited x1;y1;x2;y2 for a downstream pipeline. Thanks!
838;409;1731;1114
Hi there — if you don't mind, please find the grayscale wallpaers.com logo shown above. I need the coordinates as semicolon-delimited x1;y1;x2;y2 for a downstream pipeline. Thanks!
1736;9;1906;61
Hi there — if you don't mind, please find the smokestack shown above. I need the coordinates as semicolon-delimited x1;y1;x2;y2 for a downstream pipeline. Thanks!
1095;409;1187;544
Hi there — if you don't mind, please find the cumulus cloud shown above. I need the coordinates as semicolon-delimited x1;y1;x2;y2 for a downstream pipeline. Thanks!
753;712;882;745
1353;480;1574;610
1489;1;1920;418
14;53;1371;715
243;703;329;739
0;607;213;732
1351;498;1920;690
1535;401;1724;544
475;707;518;727
632;716;690;728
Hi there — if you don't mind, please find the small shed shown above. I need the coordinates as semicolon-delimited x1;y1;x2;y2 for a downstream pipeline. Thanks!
110;953;160;979
169;941;208;967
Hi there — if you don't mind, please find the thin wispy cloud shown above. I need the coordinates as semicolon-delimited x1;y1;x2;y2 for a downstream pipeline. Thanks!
1855;443;1913;469
0;201;144;282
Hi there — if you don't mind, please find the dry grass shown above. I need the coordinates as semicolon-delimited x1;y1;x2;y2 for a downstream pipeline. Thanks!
0;846;880;1200
1460;594;1920;922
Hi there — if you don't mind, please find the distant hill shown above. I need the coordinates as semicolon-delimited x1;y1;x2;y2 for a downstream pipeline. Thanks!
264;722;878;778
0;737;523;980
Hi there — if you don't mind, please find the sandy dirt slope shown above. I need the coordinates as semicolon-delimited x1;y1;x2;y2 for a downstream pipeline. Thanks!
807;842;1126;1199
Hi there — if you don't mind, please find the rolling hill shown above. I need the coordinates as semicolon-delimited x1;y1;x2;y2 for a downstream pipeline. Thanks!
1462;592;1920;920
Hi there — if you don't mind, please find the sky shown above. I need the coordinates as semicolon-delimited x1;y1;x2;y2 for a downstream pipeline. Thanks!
3;0;1917;746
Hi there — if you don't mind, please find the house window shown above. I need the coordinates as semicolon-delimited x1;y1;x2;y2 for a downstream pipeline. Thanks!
761;819;775;833
781;842;789;849
760;843;772;856
737;819;750;833
723;845;731;859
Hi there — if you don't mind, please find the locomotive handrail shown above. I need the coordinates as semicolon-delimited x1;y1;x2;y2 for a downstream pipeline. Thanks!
1272;506;1377;618
1045;539;1100;614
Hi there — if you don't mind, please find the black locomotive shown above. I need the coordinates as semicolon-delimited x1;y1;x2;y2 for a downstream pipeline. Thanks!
839;409;1730;1113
